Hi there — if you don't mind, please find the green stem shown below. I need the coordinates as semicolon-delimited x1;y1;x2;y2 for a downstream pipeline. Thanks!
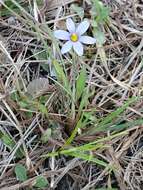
71;52;77;121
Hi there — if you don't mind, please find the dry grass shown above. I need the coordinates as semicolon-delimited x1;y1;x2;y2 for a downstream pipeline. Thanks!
0;0;143;189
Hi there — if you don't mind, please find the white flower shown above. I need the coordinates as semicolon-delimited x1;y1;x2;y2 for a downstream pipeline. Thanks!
54;18;96;56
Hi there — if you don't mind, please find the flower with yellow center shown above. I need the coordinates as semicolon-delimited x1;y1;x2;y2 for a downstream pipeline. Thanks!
54;18;96;56
70;33;78;42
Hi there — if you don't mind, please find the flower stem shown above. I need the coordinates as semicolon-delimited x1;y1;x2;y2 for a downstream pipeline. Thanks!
71;52;77;121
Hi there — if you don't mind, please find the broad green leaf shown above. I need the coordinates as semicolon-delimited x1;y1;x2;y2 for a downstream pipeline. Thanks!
34;176;48;188
76;67;87;101
1;133;15;148
0;132;24;158
15;164;27;182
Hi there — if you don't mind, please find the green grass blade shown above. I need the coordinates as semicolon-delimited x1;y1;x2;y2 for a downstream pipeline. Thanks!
110;119;143;132
76;67;87;101
89;96;139;133
52;59;71;94
62;115;83;148
65;151;108;167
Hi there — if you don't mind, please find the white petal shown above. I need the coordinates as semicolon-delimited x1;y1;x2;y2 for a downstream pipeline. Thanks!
66;18;75;33
80;36;96;44
73;42;83;56
76;20;90;35
54;30;70;40
61;41;72;54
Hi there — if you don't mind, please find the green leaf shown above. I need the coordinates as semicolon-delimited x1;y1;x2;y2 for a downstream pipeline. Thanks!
33;50;48;60
0;0;21;16
42;131;127;167
34;176;48;188
97;97;138;129
78;90;93;116
24;111;33;118
110;119;143;132
19;101;29;108
11;91;19;101
61;143;106;154
38;104;48;116
0;133;24;158
91;0;109;23
63;115;83;147
70;4;84;19
15;164;27;182
41;128;52;143
1;133;15;148
95;30;105;45
88;96;139;134
66;151;108;167
52;59;71;93
76;67;87;101
91;20;98;28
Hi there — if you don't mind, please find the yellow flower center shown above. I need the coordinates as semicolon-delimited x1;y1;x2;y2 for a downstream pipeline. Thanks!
70;33;78;42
